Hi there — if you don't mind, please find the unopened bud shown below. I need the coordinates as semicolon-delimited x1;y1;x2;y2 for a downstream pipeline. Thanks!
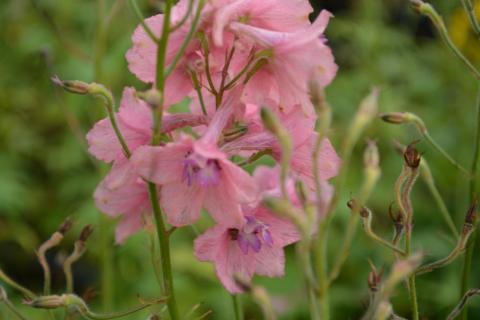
379;112;415;124
58;217;73;235
52;76;114;110
137;89;162;110
52;76;91;95
359;206;370;218
357;87;380;123
403;142;421;169
79;225;94;243
464;201;477;228
364;140;380;169
25;295;67;309
260;108;282;136
367;262;384;292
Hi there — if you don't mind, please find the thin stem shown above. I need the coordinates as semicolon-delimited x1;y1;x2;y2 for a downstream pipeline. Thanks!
328;143;381;283
460;0;480;38
231;295;243;320
129;0;159;43
422;131;470;177
152;0;173;141
106;106;131;158
448;289;480;320
419;159;459;239
1;297;27;320
415;235;472;276
200;35;218;95
460;87;480;320
402;166;420;320
170;0;194;32
147;184;179;320
0;268;36;299
190;72;208;116
164;0;205;78
407;277;419;320
316;222;329;320
414;1;480;80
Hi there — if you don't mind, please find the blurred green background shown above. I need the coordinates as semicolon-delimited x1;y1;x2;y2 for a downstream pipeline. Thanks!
1;0;480;319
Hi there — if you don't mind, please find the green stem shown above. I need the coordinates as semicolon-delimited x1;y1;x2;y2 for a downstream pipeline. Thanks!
448;289;480;320
460;0;480;38
190;72;208;116
421;131;470;177
460;87;480;320
420;159;459;239
2;298;27;320
231;295;243;320
147;184;179;320
415;1;480;80
129;0;159;43
170;0;194;32
0;268;36;299
164;0;205;78
316;222;329;320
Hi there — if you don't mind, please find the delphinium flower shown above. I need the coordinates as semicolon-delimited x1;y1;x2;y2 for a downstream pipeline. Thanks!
85;0;340;292
88;88;208;242
193;164;335;293
132;92;258;227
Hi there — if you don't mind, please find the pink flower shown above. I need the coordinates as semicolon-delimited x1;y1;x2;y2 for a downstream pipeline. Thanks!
194;206;300;293
87;87;208;242
87;87;208;163
94;159;151;244
222;106;341;188
212;0;314;47
229;10;337;112
126;2;202;106
132;100;257;227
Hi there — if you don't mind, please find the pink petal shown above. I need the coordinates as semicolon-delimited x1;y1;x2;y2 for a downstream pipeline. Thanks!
94;163;150;219
161;181;205;226
132;137;193;185
195;226;256;293
115;210;145;244
254;246;285;277
255;208;300;247
203;180;244;227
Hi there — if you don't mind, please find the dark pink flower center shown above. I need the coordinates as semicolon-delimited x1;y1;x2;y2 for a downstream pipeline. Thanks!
182;153;221;188
230;216;273;254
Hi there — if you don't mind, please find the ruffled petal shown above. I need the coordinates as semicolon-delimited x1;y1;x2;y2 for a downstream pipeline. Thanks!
132;137;193;185
161;181;205;226
254;245;285;277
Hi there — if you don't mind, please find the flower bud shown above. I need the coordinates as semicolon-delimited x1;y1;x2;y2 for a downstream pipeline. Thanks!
58;217;73;235
26;295;67;309
379;112;414;124
79;225;94;243
367;263;384;293
52;76;91;95
363;140;380;169
403;142;421;169
137;89;162;110
464;201;477;234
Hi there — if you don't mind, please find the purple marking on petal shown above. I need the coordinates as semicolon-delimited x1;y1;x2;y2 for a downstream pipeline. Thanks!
262;229;274;247
182;155;221;188
237;234;250;254
250;235;262;253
